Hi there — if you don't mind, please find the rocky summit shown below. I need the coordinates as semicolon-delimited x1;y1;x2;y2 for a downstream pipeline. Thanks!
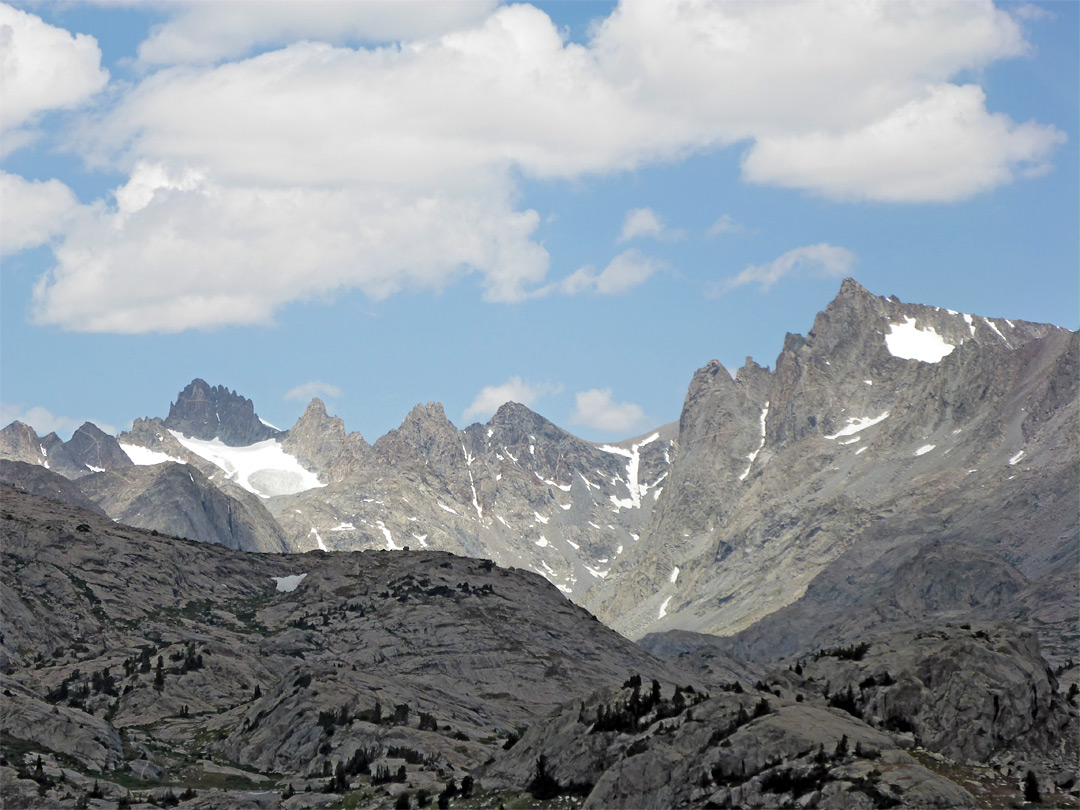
0;279;1076;808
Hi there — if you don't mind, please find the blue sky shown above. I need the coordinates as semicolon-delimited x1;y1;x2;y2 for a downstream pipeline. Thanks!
1;0;1077;443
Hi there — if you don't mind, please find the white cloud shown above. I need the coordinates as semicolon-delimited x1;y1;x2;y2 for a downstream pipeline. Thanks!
0;172;82;255
284;381;342;402
13;1;1065;332
742;84;1066;202
571;389;647;435
707;214;744;237
715;244;856;294
32;164;548;332
618;207;680;243
136;0;499;65
0;4;108;142
550;249;663;297
463;377;559;422
0;402;116;439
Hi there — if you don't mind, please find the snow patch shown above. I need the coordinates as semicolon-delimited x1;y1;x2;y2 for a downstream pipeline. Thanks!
437;502;458;515
85;464;106;473
168;431;323;498
1009;450;1025;466
559;502;572;511
669;566;680;584
120;443;186;466
854;447;868;455
330;522;355;531
534;512;549;525
272;574;307;592
535;536;549;548
824;412;890;440
885;317;955;363
309;528;327;552
914;444;936;456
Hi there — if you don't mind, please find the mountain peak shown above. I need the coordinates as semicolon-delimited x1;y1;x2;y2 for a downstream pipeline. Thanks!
164;378;281;446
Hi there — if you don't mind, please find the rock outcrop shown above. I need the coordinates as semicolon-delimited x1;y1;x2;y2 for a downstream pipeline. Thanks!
164;378;281;446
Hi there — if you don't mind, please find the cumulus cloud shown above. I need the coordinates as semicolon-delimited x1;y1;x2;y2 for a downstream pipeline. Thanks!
617;207;682;243
31;163;548;332
0;402;115;438
571;389;647;435
11;1;1066;332
284;381;342;401
463;377;559;422
742;84;1067;202
0;3;108;146
136;0;499;65
0;172;82;255
714;244;856;295
552;250;663;297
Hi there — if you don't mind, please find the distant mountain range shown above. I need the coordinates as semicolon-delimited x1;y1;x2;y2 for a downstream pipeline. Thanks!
1;278;1076;808
3;278;1074;653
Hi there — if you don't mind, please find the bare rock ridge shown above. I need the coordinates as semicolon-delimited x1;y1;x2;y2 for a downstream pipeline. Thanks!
592;278;1077;659
1;487;1075;808
164;377;282;446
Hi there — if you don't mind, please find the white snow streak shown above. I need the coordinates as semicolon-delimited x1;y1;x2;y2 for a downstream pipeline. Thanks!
658;595;673;619
1009;450;1025;466
914;444;936;456
309;528;327;552
534;511;549;525
535;536;549;548
824;412;890;440
600;432;659;510
983;318;1013;348
669;566;680;584
120;443;186;466
376;520;401;550
738;402;769;481
437;502;458;515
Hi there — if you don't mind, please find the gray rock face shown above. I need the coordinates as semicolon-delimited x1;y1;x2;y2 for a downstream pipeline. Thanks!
596;279;1077;654
75;463;293;553
0;459;108;516
64;422;134;474
165;378;282;446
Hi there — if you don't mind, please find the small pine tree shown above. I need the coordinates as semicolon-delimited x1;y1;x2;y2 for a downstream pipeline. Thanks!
252;683;262;700
834;734;849;759
1024;770;1041;803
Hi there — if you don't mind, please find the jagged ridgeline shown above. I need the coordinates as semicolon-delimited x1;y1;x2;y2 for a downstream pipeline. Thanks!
1;279;1077;807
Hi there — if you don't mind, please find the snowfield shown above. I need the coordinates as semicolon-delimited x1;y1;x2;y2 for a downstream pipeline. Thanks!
885;317;955;363
168;431;324;498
